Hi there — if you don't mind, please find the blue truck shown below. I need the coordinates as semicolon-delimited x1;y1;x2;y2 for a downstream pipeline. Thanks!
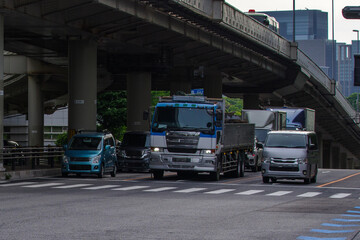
149;95;255;181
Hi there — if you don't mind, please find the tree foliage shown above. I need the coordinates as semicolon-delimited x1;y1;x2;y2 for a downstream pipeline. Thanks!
224;97;243;115
347;92;360;110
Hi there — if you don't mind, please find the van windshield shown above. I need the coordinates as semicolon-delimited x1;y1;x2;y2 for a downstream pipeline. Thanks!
265;134;306;148
69;137;102;150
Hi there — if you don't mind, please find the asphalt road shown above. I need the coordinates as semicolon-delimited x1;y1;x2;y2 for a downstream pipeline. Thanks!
1;169;360;240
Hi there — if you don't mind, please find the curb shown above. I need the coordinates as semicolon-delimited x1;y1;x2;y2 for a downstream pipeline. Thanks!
0;168;61;181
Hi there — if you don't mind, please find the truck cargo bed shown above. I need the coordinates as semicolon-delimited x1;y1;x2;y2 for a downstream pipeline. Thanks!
223;123;255;150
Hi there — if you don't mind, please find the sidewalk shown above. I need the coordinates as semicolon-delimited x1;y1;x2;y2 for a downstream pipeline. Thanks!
0;168;61;181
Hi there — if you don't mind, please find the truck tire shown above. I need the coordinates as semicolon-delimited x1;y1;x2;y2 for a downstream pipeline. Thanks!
240;152;245;177
210;170;220;181
153;170;164;180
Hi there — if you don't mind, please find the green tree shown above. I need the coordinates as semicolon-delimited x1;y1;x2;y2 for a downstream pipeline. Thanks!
55;132;68;146
97;91;127;140
224;97;243;116
347;92;360;110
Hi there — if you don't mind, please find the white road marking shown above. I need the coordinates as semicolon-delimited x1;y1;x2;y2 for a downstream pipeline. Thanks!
204;189;236;194
0;182;36;187
144;187;177;192
174;188;207;193
235;190;264;195
297;192;322;198
53;184;93;189
82;185;119;190
266;191;292;196
22;183;65;188
111;186;150;191
330;193;351;199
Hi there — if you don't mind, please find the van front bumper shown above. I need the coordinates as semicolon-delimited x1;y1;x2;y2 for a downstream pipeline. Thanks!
261;162;309;179
62;162;101;174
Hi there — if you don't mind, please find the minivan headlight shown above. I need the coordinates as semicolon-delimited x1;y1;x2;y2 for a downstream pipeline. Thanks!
151;147;164;152
63;155;69;163
92;155;101;164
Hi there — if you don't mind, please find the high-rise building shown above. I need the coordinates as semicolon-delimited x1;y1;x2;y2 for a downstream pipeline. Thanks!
263;10;328;41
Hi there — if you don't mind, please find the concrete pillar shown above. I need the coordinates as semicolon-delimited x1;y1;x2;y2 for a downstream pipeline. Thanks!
204;68;222;98
331;145;340;169
0;15;4;171
28;76;44;146
169;67;192;95
322;139;331;168
243;94;260;109
127;72;152;131
68;40;97;135
340;152;347;169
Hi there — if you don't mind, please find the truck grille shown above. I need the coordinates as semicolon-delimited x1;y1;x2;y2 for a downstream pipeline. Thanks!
166;131;199;153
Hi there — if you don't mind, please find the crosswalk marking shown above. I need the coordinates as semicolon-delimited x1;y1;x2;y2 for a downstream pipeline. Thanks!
144;187;177;192
297;192;322;198
266;191;292;196
22;183;65;188
236;190;264;195
53;184;93;189
174;188;207;193
330;193;351;199
111;186;150;191
82;185;119;190
0;182;36;187
205;189;236;194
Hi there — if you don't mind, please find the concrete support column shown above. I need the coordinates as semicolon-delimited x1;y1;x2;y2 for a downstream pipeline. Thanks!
127;72;151;131
331;145;340;169
169;67;192;95
204;68;222;98
28;76;44;147
68;40;97;135
0;15;4;171
243;94;260;109
322;139;331;168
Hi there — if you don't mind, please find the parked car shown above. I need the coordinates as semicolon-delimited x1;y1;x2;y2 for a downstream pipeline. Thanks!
261;130;319;184
62;131;117;178
117;131;150;172
3;140;23;166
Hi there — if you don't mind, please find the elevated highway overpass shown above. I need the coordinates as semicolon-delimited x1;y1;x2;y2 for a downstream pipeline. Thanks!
0;0;359;169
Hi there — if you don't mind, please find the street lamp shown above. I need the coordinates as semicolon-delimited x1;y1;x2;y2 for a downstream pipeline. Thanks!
353;29;359;54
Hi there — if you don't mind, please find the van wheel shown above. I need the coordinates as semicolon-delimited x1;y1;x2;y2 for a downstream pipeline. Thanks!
111;165;117;177
304;178;310;184
153;170;164;180
98;164;105;178
263;177;270;183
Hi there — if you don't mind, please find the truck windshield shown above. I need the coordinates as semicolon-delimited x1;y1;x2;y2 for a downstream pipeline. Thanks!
265;134;306;148
152;107;214;134
69;137;102;150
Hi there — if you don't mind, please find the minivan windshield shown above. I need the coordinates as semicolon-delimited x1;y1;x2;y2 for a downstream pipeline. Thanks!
122;133;148;147
265;134;306;148
69;137;102;150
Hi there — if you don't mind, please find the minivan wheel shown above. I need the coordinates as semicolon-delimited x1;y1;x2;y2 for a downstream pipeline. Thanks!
153;170;164;180
304;178;310;184
111;165;117;177
98;164;105;178
262;176;270;183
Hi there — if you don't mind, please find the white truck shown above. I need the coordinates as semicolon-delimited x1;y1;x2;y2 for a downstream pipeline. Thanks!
242;109;287;171
149;95;255;181
267;107;315;131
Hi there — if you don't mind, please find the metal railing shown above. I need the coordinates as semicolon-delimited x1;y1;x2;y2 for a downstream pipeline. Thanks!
2;146;64;171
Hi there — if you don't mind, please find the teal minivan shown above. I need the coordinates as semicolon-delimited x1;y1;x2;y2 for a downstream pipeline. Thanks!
62;132;117;178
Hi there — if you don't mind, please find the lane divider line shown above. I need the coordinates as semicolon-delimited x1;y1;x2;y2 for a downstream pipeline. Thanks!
317;172;360;188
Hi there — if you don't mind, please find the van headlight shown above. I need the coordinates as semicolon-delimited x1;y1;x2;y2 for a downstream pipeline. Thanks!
62;156;69;163
263;157;271;163
92;155;101;164
296;158;308;164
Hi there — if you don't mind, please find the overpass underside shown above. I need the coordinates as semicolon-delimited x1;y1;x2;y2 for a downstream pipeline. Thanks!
0;0;359;167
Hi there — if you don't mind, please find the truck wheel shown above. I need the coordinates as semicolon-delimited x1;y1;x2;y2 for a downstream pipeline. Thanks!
233;160;241;178
210;170;220;181
240;152;245;177
262;176;270;183
153;170;164;180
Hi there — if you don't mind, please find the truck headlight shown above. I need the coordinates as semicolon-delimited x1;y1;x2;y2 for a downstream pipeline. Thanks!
92;155;101;164
62;156;69;163
151;147;164;152
202;149;215;154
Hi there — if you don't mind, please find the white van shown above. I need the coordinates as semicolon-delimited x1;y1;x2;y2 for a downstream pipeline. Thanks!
261;131;319;184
